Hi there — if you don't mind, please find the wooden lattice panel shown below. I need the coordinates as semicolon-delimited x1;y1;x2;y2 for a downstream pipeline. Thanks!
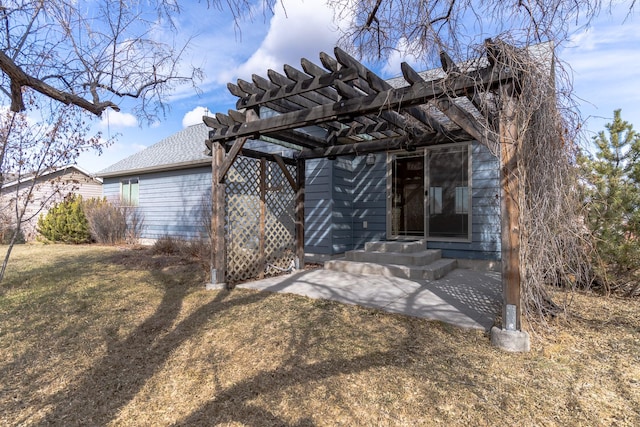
225;156;296;284
263;162;296;276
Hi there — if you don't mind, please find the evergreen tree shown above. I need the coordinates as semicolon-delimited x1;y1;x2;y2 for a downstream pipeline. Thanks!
37;194;91;244
579;110;640;287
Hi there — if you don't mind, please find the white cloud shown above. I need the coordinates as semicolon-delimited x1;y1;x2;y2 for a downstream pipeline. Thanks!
232;1;347;82
560;7;640;137
164;1;356;106
182;106;211;127
381;38;423;77
99;110;138;128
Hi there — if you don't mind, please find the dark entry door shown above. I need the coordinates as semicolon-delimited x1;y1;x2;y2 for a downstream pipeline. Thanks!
389;152;424;238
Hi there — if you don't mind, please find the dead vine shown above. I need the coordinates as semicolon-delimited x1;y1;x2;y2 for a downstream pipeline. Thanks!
481;39;593;321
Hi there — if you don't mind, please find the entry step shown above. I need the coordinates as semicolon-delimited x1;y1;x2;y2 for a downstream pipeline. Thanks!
346;248;442;266
324;258;457;281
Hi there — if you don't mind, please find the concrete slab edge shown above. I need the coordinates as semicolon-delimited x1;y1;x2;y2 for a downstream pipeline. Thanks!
205;282;227;291
490;327;531;352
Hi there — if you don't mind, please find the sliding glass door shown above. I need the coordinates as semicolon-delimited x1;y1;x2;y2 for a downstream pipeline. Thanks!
388;144;471;241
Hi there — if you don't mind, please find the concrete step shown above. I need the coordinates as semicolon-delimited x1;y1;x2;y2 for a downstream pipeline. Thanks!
364;240;426;254
324;258;458;281
345;249;442;266
421;258;458;280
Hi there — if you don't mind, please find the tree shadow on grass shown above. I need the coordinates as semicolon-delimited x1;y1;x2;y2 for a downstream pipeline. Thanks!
27;252;481;426
38;273;270;425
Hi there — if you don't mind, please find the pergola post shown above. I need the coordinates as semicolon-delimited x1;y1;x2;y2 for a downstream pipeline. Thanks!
208;141;227;289
295;158;305;270
491;84;530;352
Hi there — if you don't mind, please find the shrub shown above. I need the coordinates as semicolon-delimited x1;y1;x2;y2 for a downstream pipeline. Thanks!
151;235;211;279
37;194;91;244
83;197;144;245
0;211;25;245
0;227;25;245
151;235;183;255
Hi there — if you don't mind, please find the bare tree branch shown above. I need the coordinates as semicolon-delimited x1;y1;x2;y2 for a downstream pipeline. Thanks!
0;50;119;115
0;1;202;120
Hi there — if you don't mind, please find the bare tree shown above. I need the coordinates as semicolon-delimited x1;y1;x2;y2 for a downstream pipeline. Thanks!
0;0;202;120
328;0;627;62
0;101;104;282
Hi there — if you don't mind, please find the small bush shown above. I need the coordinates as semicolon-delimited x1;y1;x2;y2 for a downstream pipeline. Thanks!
183;237;211;273
37;194;91;244
84;198;144;245
150;235;182;255
0;227;25;245
84;198;126;244
0;211;25;245
151;235;211;279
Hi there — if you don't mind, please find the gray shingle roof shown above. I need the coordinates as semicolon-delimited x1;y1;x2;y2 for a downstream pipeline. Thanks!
98;123;211;177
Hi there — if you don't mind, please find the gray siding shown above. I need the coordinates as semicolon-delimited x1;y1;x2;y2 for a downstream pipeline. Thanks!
352;153;387;247
304;158;333;254
304;157;357;255
331;157;355;253
309;142;502;261
103;166;212;240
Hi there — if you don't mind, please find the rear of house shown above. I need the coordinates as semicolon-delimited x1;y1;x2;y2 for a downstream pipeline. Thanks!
99;124;500;265
305;141;501;264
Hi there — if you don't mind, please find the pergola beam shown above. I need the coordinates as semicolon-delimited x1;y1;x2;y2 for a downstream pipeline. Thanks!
222;143;297;166
436;98;499;148
237;67;358;110
296;129;470;159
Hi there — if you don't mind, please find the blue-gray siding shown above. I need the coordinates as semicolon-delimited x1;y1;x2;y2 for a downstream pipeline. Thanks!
304;158;334;254
102;166;212;240
102;141;500;260
352;152;387;247
304;141;502;260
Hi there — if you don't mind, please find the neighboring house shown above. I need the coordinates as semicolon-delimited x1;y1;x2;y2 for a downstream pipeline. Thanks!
98;123;500;262
0;165;103;241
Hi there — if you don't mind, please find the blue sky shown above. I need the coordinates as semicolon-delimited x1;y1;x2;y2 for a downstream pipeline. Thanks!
76;1;640;173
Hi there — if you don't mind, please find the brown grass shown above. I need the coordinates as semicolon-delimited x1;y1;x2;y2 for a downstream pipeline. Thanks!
0;244;638;426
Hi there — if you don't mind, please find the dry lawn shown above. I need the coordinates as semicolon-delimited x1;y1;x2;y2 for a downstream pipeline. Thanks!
0;244;638;426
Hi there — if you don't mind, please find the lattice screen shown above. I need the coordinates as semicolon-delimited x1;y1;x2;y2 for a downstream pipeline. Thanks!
225;156;296;284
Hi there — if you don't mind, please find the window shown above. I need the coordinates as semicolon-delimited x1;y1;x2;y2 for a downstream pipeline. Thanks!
429;187;443;214
455;186;469;214
121;178;139;206
427;144;471;240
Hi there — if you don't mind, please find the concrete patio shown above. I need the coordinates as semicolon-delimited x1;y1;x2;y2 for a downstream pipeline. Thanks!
237;267;502;331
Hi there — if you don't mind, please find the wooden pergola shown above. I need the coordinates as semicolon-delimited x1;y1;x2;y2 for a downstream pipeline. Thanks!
205;40;524;331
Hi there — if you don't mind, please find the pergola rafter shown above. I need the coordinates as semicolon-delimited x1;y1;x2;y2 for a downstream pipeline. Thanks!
205;45;513;151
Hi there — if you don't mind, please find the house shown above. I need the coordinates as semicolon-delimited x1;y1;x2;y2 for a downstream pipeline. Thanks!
98;124;213;243
203;40;561;349
100;42;558;351
0;165;103;241
98;124;296;245
98;118;499;260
